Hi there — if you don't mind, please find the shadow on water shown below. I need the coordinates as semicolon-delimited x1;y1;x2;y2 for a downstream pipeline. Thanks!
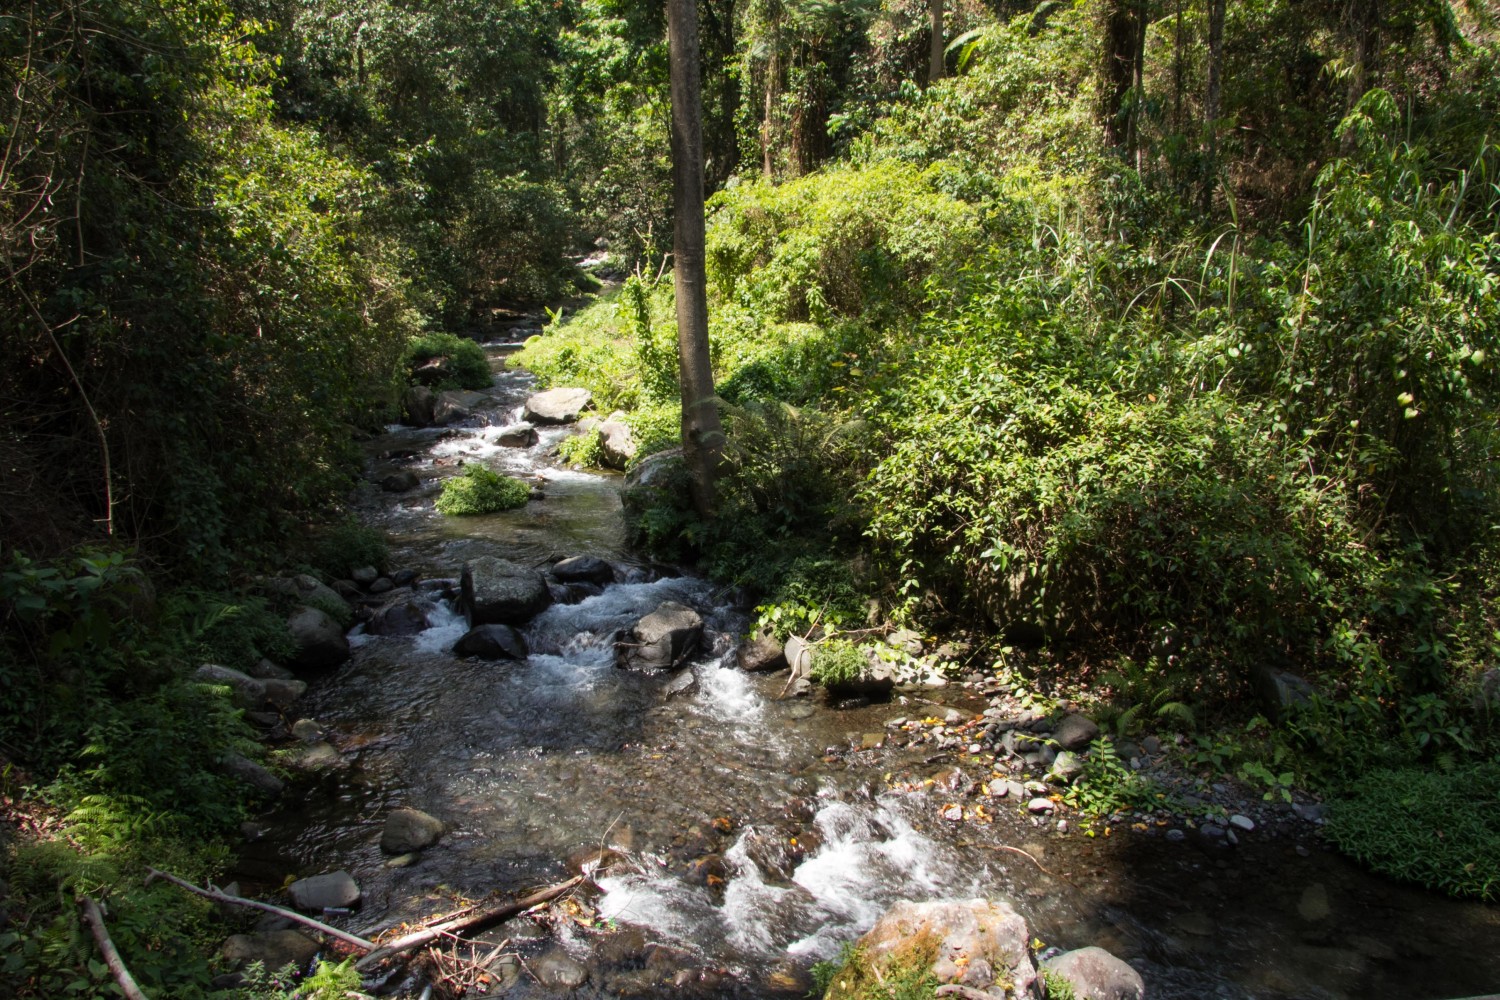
241;338;1500;999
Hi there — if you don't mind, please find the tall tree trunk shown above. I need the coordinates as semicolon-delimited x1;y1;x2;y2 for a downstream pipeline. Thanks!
929;0;945;85
1101;0;1141;151
667;0;724;518
1344;0;1379;111
1130;0;1147;170
1203;0;1224;212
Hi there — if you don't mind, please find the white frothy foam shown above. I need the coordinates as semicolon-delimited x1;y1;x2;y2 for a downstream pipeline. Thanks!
413;600;470;654
694;658;764;724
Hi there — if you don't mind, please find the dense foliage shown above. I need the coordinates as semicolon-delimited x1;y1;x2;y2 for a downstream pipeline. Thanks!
434;464;532;515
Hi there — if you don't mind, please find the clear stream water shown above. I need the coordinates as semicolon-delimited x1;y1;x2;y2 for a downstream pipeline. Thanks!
241;337;1500;999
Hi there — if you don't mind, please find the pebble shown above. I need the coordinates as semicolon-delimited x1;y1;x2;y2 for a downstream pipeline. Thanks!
1056;820;1069;834
1229;814;1256;832
1165;828;1187;843
944;709;963;724
943;805;963;822
967;743;983;754
1028;798;1056;814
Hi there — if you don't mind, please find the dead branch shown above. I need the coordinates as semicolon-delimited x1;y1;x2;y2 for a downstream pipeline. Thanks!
355;875;584;971
78;895;149;1000
935;985;1006;1000
144;868;376;952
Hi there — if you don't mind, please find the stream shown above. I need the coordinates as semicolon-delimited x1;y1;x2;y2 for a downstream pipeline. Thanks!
240;329;1500;999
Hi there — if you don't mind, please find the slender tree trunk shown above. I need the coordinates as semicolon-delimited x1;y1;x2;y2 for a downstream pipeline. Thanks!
1344;0;1379;111
1203;0;1224;212
667;0;724;518
1130;0;1147;171
1101;0;1141;151
929;0;945;85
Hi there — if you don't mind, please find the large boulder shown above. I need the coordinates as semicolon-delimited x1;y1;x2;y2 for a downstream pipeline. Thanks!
287;607;349;669
366;599;431;637
460;557;551;626
737;634;787;673
1043;947;1145;1000
221;930;320;971
453;624;528;660
495;425;539;448
381;470;421;493
551;555;615;585
434;390;488;426
841;899;1036;998
1250;665;1315;721
615;602;703;671
524;387;592;425
382;808;444;854
286;871;360;912
598;417;637;469
404;386;438;427
194;664;267;710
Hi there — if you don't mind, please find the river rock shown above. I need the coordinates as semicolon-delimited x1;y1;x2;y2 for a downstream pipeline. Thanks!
194;664;267;710
460;557;551;626
485;424;533;450
599;417;637;469
615;601;703;671
221;754;284;797
1053;713;1101;751
262;677;308;710
366;599;430;636
246;658;296;681
552;555;615;585
297;742;341;769
290;718;325;742
404;386;438;426
382;807;444;854
453;624;528;660
1251;664;1315;720
286;871;360;911
286;607;349;669
784;635;814;696
853;899;1035;997
524;387;592;425
434;389;488;426
259;574;352;622
1043;946;1145;1000
1047;750;1085;784
221;930;320;971
381;470;420;493
737;634;787;673
351;566;379;587
535;948;589;989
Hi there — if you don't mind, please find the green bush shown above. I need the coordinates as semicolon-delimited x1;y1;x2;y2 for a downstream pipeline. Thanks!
305;519;390;580
435;464;530;515
1325;763;1500;900
810;639;867;687
400;332;493;391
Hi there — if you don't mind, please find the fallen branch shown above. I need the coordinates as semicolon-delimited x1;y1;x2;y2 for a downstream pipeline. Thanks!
958;843;1075;886
78;896;150;1000
355;875;584;971
935;985;1005;1000
145;869;375;952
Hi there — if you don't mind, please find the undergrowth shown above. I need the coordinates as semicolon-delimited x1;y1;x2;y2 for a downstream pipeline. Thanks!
434;464;530;515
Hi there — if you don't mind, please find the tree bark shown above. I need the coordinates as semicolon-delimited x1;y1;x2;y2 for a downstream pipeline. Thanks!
1101;0;1142;152
928;0;945;85
668;0;725;518
1203;0;1224;212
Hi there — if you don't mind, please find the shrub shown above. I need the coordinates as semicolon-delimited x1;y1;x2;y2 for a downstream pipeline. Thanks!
305;519;389;579
810;639;867;687
400;332;493;390
435;464;530;515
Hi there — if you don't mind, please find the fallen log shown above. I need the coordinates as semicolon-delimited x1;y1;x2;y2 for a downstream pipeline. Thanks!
78;895;150;1000
144;868;376;952
355;875;584;971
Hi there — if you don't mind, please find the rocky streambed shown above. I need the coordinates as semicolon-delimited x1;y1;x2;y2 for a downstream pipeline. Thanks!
216;334;1500;1000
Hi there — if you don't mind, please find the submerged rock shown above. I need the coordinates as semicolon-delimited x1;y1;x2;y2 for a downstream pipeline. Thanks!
524;387;593;425
381;470;420;493
460;557;551;626
1043;946;1146;1000
615;601;703;671
534;948;589;989
382;807;444;854
495;424;539;448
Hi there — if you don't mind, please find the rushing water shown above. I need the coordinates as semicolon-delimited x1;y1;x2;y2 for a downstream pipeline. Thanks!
242;339;1500;999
